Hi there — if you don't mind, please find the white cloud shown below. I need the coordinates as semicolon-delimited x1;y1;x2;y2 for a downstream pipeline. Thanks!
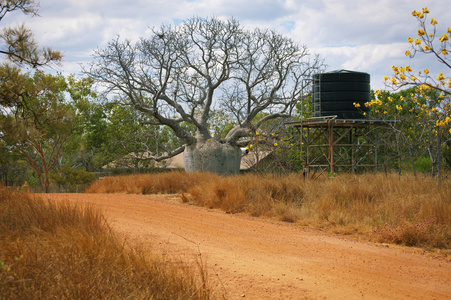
0;0;448;90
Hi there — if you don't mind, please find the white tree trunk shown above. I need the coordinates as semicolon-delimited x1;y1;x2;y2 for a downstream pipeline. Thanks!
183;139;241;175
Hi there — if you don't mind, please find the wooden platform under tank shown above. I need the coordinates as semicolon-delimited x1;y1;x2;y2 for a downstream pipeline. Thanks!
286;116;399;176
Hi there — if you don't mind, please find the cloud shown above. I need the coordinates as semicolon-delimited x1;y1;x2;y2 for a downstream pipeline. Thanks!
0;0;448;90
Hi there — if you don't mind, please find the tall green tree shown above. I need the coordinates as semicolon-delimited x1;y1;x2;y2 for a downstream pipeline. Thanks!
0;67;78;192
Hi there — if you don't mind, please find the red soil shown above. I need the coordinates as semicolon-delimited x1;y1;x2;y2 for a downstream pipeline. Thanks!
43;193;451;299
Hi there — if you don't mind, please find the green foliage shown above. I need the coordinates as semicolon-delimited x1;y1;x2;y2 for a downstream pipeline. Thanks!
368;87;450;173
295;95;313;119
414;156;433;173
49;164;96;191
0;67;79;192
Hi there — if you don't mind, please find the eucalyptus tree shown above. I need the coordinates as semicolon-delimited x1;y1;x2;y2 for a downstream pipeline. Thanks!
0;67;78;192
87;17;323;175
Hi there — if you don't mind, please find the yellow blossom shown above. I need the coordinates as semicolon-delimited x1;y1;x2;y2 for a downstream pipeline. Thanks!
375;90;381;97
391;77;397;85
405;50;410;56
274;142;278;147
424;45;431;51
406;65;412;72
384;75;389;81
422;7;429;14
353;102;361;108
400;74;406;80
249;144;253;149
448;27;451;33
396;105;402;111
442;49;449;55
417;29;426;36
429;33;434;38
437;72;445;81
256;132;260;136
407;37;414;43
414;38;422;45
411;75;417;81
424;68;429;74
439;34;449;42
418;13;424;19
430;18;438;25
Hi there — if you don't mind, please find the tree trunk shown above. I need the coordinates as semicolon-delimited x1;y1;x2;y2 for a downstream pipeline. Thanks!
183;139;241;175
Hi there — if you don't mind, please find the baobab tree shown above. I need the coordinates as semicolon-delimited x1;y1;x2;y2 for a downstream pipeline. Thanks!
86;17;324;175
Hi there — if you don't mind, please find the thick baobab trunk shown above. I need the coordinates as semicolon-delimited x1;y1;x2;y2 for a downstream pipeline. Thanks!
183;139;241;175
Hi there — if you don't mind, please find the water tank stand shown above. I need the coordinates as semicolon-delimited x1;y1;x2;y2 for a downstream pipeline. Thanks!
287;119;397;177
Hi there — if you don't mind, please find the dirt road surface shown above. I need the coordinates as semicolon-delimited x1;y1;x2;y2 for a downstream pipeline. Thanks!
43;193;451;299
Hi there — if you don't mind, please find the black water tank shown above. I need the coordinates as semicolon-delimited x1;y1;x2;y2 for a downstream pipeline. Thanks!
312;70;371;119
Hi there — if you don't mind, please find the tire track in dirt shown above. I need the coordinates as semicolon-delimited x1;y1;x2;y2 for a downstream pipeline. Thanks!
44;193;451;299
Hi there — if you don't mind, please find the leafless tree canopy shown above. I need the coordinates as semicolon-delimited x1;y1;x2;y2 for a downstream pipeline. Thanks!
86;17;324;158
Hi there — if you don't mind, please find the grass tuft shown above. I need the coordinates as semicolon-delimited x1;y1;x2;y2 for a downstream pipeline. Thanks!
0;184;215;299
86;171;216;194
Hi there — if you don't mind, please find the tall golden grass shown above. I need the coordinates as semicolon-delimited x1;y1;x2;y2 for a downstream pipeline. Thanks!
86;171;211;194
87;171;451;250
0;185;215;299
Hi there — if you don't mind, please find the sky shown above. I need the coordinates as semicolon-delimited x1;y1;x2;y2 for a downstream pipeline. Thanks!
1;0;449;91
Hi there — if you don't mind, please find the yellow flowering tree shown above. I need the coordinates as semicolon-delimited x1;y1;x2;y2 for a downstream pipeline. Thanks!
366;87;444;174
376;7;450;177
386;7;450;113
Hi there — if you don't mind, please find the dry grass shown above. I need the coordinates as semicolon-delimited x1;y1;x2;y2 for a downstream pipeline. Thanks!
87;172;451;250
86;171;215;194
0;185;216;299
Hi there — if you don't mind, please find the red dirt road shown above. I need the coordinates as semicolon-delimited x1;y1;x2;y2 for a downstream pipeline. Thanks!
43;193;451;299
